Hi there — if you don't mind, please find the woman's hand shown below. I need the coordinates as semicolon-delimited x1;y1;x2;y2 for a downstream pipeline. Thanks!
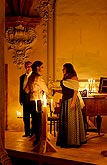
24;85;30;94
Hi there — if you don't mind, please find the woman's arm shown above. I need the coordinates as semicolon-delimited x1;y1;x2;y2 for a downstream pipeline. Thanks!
24;84;30;94
39;77;48;94
70;90;78;109
70;76;78;109
24;77;31;94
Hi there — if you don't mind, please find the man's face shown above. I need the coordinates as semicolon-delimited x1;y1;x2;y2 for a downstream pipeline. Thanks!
25;63;32;74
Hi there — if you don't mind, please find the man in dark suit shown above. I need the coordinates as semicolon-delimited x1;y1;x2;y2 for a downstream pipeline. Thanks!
19;61;32;137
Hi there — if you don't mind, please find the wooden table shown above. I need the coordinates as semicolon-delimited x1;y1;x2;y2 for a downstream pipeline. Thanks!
82;96;107;134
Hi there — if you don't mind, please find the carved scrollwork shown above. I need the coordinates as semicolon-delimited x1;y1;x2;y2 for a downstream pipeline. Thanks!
5;25;37;69
37;0;54;45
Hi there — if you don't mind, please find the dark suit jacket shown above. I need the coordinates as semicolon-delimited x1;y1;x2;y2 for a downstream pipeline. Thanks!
19;74;30;105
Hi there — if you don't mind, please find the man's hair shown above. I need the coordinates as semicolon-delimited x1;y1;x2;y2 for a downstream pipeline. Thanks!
24;61;32;68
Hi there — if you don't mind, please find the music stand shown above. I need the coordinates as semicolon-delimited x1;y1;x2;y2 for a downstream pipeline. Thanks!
99;77;107;93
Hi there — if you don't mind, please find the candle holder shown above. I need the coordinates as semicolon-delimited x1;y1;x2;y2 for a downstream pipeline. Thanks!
88;79;96;94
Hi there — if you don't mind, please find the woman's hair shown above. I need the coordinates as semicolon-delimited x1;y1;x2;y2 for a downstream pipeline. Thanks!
31;60;43;73
63;63;77;79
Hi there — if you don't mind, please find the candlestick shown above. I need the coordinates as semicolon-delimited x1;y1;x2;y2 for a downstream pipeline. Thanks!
88;78;96;93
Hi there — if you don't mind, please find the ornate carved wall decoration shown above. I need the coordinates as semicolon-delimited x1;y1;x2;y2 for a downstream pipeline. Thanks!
5;24;37;69
47;77;56;89
5;0;55;67
5;16;41;69
37;0;55;45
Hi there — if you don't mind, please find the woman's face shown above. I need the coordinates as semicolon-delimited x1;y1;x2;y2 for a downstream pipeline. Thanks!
37;64;44;75
62;67;66;75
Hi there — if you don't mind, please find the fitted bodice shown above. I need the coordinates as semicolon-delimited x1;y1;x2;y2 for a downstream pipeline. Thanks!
60;80;74;100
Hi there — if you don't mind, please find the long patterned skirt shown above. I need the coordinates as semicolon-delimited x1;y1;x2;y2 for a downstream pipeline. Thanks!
56;97;87;148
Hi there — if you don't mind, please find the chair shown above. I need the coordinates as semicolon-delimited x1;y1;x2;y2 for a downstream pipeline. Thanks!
48;102;60;137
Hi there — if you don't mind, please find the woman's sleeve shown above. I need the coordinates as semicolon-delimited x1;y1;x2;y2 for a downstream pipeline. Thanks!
24;77;31;94
39;77;48;94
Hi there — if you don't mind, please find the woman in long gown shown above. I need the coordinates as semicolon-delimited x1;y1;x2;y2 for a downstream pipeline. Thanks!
24;61;48;145
56;63;87;148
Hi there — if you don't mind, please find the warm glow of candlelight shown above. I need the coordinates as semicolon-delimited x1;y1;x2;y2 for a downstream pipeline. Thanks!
16;111;19;117
16;110;22;118
19;112;21;117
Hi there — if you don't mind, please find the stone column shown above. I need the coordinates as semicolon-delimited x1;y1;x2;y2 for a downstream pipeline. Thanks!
47;0;56;82
47;13;54;81
0;0;12;164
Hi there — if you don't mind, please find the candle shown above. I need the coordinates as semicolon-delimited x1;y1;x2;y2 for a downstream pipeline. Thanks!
19;112;21;117
35;99;38;112
93;79;95;84
93;80;95;92
51;99;53;109
90;79;93;91
43;93;47;107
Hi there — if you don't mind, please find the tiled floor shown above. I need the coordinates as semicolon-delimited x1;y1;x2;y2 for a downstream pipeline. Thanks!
5;131;107;165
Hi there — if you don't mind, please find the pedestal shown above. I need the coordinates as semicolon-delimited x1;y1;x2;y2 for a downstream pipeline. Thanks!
32;106;57;154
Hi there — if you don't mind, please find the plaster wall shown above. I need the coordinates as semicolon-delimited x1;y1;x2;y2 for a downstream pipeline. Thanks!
55;0;107;81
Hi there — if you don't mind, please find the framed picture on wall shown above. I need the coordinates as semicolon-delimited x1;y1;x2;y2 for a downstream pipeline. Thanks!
98;77;107;93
